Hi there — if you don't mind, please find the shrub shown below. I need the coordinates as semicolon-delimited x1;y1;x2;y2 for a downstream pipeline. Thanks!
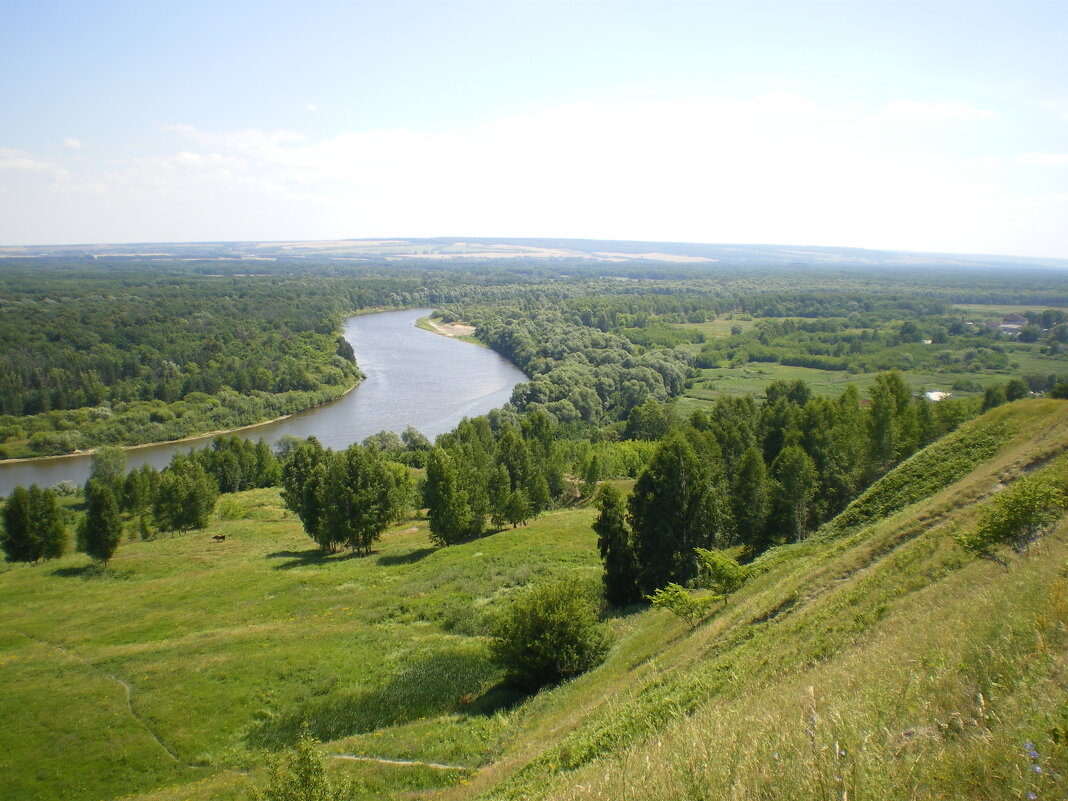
695;547;750;595
647;582;720;629
490;579;610;690
956;475;1066;556
248;725;360;801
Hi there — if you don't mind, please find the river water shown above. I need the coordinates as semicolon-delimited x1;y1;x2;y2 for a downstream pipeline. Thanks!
0;309;526;494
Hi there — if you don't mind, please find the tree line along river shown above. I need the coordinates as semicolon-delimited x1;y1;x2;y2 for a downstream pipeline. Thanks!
0;309;527;495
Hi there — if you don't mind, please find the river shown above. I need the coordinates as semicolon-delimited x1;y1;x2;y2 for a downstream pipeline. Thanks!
0;309;526;494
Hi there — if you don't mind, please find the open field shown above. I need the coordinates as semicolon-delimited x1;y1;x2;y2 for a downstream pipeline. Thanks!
675;303;1068;412
0;492;602;800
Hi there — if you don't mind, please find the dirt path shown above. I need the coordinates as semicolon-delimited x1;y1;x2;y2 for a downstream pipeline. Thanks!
20;633;180;763
333;753;470;771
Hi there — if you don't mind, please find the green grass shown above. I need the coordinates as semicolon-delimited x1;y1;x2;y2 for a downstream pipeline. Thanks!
447;399;1068;801
0;494;602;801
4;400;1068;801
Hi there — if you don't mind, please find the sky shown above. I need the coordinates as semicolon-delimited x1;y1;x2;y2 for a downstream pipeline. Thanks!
1;0;1067;258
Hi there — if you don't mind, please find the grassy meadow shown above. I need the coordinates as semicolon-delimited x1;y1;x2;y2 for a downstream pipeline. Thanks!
0;490;603;800
1;399;1067;800
676;303;1068;412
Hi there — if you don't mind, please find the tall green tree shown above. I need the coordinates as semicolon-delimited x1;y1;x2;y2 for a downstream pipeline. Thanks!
732;446;770;554
82;479;122;566
1;486;34;562
769;444;819;542
629;432;723;593
593;483;640;606
28;485;66;560
320;444;411;554
154;457;218;532
424;447;476;546
87;445;127;497
1;485;66;562
280;437;328;538
867;370;916;471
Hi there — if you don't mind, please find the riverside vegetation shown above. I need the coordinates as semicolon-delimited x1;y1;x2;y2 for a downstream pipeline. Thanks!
1;255;1068;800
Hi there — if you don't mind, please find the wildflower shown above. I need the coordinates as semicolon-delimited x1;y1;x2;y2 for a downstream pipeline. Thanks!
1027;792;1037;800
1033;764;1043;774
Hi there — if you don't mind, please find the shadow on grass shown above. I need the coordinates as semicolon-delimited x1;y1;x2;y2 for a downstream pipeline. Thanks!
50;563;131;580
247;646;500;749
377;547;435;567
266;549;359;570
51;564;97;578
460;679;532;717
601;601;648;622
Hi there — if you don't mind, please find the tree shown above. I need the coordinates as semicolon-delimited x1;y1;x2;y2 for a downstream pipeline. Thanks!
490;579;610;690
401;425;431;452
982;384;1007;412
581;451;602;497
1;486;34;562
82;479;122;566
647;583;718;629
320;445;410;555
503;488;532;528
769;444;819;542
280;437;328;537
29;485;66;560
424;447;476;546
1;485;66;563
87;446;127;494
695;547;749;595
731;446;770;554
625;397;670;441
593;483;640;606
628;432;724;594
254;439;282;487
867;370;915;470
1005;378;1030;401
154;457;218;532
488;463;511;530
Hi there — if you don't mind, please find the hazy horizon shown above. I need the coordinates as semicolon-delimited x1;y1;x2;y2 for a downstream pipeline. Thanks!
3;1;1067;258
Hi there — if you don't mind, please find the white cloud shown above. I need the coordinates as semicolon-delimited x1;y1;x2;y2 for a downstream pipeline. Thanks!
63;137;83;150
3;94;1066;256
969;156;1002;167
305;103;318;112
162;124;304;157
873;99;996;123
1019;152;1068;166
0;148;68;179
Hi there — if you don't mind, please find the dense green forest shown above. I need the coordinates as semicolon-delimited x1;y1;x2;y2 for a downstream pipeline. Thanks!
2;256;1068;800
2;258;1067;458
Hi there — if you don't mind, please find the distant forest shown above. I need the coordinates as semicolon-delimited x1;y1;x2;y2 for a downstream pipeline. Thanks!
1;256;1067;458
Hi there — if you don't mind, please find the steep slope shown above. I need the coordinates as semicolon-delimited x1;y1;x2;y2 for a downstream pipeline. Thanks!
456;399;1068;801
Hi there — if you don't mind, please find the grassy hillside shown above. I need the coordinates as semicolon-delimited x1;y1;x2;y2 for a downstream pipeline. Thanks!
456;399;1068;801
1;400;1066;800
0;491;604;800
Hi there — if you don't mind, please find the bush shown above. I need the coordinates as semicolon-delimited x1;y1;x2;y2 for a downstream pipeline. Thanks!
248;725;360;801
490;579;610;690
695;548;750;595
647;583;720;629
956;475;1065;556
